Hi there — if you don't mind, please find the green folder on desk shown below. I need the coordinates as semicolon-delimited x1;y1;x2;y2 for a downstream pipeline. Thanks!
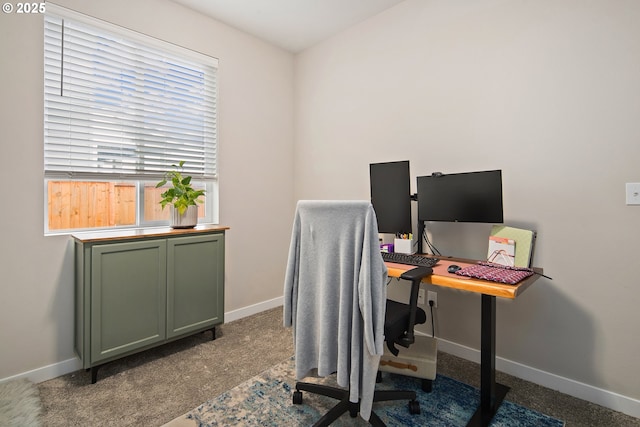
489;226;536;267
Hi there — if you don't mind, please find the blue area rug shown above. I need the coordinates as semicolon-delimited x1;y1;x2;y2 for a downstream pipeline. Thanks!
167;358;564;427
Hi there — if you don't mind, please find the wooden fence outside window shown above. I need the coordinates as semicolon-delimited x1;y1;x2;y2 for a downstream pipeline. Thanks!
47;181;205;231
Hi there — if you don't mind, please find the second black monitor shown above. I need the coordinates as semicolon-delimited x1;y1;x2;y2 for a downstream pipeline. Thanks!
417;170;503;223
370;160;412;234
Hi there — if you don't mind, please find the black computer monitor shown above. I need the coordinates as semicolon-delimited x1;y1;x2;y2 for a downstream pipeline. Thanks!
369;161;412;234
417;170;503;223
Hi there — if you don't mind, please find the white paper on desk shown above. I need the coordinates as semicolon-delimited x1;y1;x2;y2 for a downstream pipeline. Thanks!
487;236;515;266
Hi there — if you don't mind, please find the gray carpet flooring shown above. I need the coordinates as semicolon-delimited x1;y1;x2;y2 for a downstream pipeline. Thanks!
37;307;639;426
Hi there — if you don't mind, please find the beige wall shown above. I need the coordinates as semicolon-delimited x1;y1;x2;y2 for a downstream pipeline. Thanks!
294;0;640;412
0;0;294;380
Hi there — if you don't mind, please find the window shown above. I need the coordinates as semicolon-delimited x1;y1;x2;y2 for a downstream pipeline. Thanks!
44;5;218;233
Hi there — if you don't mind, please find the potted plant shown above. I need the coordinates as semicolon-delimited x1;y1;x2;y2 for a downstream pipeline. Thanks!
156;161;205;228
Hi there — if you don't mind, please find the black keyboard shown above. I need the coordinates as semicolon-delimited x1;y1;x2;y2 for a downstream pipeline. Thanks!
381;252;439;268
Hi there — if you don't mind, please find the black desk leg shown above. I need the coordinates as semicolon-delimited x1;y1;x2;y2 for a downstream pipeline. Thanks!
467;294;510;427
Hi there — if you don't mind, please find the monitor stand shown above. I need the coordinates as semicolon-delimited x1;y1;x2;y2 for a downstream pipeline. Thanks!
417;221;425;254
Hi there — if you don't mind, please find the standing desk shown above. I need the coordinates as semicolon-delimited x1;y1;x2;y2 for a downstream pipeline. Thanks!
385;256;543;427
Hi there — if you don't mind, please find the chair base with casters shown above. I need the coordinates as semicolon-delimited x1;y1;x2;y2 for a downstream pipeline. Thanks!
291;265;433;426
379;334;438;393
292;381;420;427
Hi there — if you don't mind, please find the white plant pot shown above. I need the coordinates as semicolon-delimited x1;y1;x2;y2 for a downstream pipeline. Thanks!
170;205;198;229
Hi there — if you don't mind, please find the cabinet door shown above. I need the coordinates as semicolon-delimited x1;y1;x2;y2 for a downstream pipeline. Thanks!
91;240;167;363
167;233;224;338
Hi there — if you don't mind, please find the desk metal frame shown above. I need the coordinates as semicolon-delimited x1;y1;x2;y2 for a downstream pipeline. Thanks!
386;257;542;427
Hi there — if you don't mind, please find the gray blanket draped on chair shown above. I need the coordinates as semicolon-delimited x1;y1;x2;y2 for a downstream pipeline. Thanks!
283;200;388;421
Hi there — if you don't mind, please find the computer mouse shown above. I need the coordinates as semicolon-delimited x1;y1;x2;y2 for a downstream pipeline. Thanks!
447;265;461;273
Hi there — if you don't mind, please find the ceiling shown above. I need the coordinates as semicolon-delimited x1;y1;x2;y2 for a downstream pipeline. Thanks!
171;0;406;53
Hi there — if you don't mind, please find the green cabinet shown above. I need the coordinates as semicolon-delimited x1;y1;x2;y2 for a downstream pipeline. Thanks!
74;226;227;383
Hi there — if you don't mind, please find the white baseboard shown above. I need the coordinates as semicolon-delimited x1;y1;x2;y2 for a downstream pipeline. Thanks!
224;296;284;323
1;297;286;386
436;338;640;419
0;357;83;385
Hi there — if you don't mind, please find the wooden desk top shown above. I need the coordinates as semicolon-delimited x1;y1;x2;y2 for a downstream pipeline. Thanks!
385;256;543;299
72;224;229;243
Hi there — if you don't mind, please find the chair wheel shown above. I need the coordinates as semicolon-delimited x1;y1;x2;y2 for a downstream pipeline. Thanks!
408;399;421;415
293;390;303;404
349;401;359;417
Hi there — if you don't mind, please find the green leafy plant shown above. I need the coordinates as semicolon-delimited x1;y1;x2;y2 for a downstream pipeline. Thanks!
156;161;205;215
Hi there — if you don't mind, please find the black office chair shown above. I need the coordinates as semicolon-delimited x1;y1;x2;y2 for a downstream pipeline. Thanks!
283;200;432;427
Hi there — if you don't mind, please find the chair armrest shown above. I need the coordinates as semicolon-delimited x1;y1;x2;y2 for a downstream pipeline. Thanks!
400;266;433;282
397;267;433;349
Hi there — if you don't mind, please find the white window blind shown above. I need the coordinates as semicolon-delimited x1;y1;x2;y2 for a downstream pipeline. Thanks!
44;7;218;181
